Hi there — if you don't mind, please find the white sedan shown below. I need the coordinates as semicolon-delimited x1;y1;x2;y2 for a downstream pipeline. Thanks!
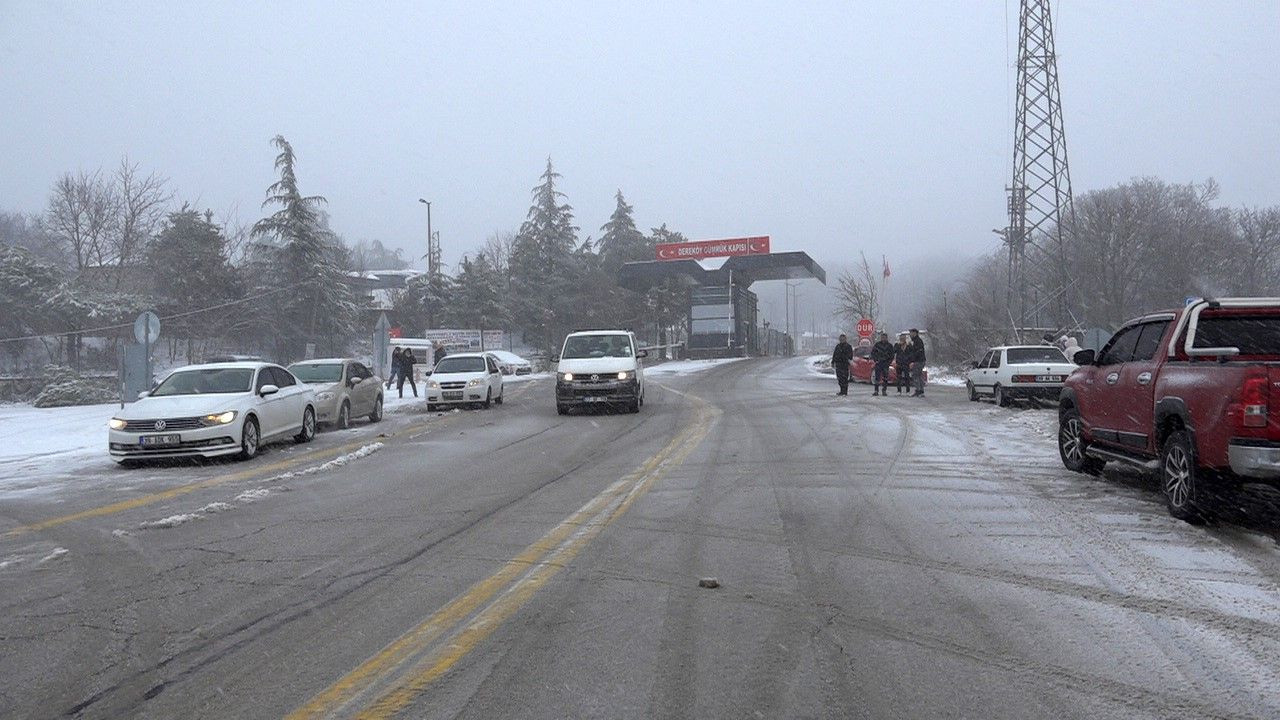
965;345;1077;406
108;362;317;463
488;349;533;375
426;353;505;410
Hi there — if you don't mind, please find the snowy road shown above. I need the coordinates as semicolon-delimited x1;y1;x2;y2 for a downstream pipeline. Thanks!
1;358;1278;718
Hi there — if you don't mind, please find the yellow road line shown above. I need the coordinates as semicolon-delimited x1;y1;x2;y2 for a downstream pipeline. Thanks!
288;398;715;719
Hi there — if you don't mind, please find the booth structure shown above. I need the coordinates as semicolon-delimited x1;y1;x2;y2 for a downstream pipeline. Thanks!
619;251;827;359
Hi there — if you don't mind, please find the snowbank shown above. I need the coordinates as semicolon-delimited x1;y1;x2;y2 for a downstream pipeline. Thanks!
645;358;747;376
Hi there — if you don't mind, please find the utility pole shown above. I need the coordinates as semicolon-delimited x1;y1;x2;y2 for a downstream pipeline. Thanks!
418;198;441;280
1004;0;1077;338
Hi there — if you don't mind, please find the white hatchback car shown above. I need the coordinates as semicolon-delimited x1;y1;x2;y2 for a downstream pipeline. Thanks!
108;362;317;463
426;353;505;410
965;345;1077;406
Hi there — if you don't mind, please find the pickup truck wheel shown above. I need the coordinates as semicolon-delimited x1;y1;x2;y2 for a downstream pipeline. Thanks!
1161;430;1205;524
994;384;1010;407
966;381;978;402
1059;409;1104;476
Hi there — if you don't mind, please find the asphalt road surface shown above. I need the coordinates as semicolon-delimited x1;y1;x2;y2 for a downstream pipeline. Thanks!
3;358;1279;719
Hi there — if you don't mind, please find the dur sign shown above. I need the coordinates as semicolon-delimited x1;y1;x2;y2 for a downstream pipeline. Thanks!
655;236;770;261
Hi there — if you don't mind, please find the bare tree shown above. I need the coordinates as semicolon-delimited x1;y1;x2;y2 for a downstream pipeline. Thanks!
111;158;170;288
483;230;516;277
833;252;880;330
45;170;117;271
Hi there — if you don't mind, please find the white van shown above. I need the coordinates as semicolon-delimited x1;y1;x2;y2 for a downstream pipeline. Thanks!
554;331;647;414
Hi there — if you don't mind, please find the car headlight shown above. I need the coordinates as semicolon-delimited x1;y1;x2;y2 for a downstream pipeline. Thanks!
108;417;126;430
316;391;335;401
200;410;237;426
560;372;574;382
428;380;440;389
617;371;633;380
467;378;482;387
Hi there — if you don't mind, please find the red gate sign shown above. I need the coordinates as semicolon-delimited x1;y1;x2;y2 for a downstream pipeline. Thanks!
655;235;770;261
856;318;874;338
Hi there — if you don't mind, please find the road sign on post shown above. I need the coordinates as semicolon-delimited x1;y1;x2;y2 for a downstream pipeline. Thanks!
134;311;160;396
373;313;391;381
856;318;874;338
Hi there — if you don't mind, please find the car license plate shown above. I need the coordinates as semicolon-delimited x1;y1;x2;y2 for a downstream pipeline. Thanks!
139;434;181;447
1036;375;1061;383
584;396;609;403
443;391;463;400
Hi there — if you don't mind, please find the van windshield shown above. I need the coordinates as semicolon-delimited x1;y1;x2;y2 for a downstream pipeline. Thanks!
562;335;632;359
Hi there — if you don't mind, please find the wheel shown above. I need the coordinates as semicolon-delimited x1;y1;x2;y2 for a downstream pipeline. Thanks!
628;397;641;413
966;381;978;402
994;384;1009;407
483;389;492;409
1161;429;1206;524
369;395;383;422
337;401;351;430
239;415;260;460
495;390;504;406
426;403;437;412
1058;408;1104;475
295;406;316;444
556;403;569;415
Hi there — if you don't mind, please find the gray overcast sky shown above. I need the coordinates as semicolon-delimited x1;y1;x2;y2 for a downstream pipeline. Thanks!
2;1;1277;278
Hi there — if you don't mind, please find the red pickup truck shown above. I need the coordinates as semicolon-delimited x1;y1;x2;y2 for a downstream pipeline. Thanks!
1058;298;1280;522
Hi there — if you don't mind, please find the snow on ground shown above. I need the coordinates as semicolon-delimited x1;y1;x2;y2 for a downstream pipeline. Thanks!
927;366;968;388
0;401;120;495
645;358;747;377
806;355;834;376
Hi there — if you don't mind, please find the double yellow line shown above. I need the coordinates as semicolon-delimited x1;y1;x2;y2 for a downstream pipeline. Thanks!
288;395;717;719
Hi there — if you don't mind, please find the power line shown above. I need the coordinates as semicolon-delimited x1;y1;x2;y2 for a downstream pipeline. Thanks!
0;278;315;345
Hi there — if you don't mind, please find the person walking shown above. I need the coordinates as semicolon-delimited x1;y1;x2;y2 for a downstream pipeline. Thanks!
832;334;853;396
870;332;895;396
908;328;927;397
894;334;912;394
386;347;402;389
398;348;418;398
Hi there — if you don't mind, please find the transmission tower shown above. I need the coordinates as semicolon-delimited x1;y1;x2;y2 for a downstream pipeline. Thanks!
1003;0;1077;336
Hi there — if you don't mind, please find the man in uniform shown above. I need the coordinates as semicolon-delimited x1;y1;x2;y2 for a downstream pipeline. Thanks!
832;334;853;396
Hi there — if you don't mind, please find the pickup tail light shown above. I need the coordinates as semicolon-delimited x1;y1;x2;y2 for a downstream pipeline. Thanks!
1239;373;1269;428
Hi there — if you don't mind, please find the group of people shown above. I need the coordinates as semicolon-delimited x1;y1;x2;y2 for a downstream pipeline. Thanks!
384;343;451;399
832;328;927;398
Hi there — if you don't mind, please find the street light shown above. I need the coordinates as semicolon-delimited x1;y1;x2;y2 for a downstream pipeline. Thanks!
418;198;436;276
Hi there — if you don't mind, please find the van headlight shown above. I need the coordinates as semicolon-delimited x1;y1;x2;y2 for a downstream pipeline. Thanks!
200;411;237;426
108;418;126;430
617;371;633;380
560;372;574;382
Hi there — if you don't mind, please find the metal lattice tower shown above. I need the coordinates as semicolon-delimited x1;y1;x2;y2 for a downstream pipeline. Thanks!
1003;0;1077;335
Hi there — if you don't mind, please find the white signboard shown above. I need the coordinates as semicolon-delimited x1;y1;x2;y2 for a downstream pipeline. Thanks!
418;329;505;351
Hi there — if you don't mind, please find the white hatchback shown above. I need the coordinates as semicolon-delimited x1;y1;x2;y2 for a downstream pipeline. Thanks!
965;345;1077;406
108;362;317;463
426;353;505;410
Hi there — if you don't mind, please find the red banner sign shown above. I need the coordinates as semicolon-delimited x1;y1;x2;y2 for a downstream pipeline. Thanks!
655;236;770;261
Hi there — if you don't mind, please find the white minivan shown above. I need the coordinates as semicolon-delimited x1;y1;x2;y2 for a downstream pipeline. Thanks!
554;331;647;414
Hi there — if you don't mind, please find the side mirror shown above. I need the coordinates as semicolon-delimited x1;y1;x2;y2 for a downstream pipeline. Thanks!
636;349;649;359
349;376;363;386
137;390;150;399
259;384;280;397
1073;349;1095;366
550;356;560;363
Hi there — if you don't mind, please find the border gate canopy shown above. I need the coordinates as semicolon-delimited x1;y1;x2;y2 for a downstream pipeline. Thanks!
618;251;827;292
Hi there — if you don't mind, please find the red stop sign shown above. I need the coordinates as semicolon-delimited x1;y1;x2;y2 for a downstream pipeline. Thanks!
856;318;874;338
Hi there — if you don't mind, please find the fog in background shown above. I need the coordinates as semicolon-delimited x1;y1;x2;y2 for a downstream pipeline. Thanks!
3;1;1277;332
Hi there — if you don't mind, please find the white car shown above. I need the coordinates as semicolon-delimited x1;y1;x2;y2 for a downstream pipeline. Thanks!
488;349;533;375
426;352;505;410
965;345;1077;406
288;358;384;429
108;362;317;463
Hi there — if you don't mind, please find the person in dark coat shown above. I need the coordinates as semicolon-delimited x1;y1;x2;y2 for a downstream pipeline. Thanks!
894;334;912;394
832;334;853;396
870;332;895;396
398;348;418;398
386;347;402;389
908;328;927;397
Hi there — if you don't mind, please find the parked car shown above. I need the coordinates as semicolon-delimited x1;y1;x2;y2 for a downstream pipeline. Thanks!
1059;298;1280;522
965;345;1076;406
554;330;646;414
849;344;927;386
204;353;267;364
288;358;384;429
426;352;505;410
488;349;533;375
108;362;316;463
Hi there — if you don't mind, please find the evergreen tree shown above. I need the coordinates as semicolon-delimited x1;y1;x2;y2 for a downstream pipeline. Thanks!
449;252;508;332
509;158;581;350
394;270;455;335
646;224;690;350
147;206;243;357
249;135;358;360
597;190;649;272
